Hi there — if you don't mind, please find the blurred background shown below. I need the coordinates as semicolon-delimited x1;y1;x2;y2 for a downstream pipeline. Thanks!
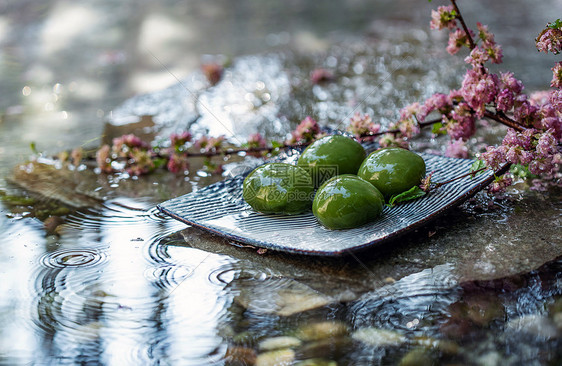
0;0;559;157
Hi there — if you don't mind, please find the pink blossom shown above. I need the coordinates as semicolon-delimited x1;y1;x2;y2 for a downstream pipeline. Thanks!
310;68;334;84
286;116;321;144
127;148;154;176
477;22;495;43
194;135;209;150
505;146;534;165
247;133;267;148
420;171;434;192
167;153;189;174
550;89;562;110
479;145;507;170
421;93;452;120
170;131;192;149
538;117;562;140
448;89;463;100
201;63;223;86
460;69;499;117
112;134;148;156
499;72;524;94
194;135;225;152
502;128;533;150
71;147;83;167
447;28;474;55
430;5;457;30
496;89;514;112
378;133;409;149
445;139;469;158
464;46;488;67
445;103;476;140
536;129;557;157
246;133;267;157
528;158;555;176
488;174;513;194
96;144;113;173
346;112;381;140
396;103;421;138
529;90;551;106
483;41;503;64
551;61;562;88
513;95;539;125
536;28;562;55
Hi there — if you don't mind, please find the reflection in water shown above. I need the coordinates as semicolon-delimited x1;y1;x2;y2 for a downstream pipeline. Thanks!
0;192;560;364
26;202;239;365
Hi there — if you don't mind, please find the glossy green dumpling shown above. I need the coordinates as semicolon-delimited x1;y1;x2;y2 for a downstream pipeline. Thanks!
243;163;314;214
357;147;426;199
297;135;366;187
313;174;384;230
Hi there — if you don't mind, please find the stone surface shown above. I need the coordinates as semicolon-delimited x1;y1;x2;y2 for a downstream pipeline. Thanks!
259;336;302;351
255;349;295;366
351;327;407;347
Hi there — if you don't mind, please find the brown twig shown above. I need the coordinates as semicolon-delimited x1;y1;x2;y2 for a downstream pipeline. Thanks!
450;0;476;49
483;110;525;132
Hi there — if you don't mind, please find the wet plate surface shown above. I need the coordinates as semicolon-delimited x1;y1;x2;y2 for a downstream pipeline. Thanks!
158;154;499;256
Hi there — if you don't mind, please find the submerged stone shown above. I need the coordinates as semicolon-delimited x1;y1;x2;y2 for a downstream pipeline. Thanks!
233;278;334;316
255;349;295;366
258;336;302;351
351;327;407;347
398;348;436;366
296;321;348;342
294;359;338;366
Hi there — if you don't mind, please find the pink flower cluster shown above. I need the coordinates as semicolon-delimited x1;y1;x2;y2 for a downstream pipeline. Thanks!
378;133;409;149
170;132;192;151
96;145;112;173
551;62;562;89
488;174;513;194
346;112;381;140
460;69;499;117
445;139;469;158
395;103;422;138
480;128;561;177
194;135;226;153
245;133;267;157
445;102;476;140
286;116;322;144
430;6;457;31
536;28;562;55
447;28;474;55
417;93;453;122
167;153;189;174
112;134;149;157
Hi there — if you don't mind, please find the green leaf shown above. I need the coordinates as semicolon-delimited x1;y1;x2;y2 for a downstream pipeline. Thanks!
152;158;167;170
30;141;38;155
470;159;486;176
547;19;562;29
431;122;446;135
270;140;283;149
387;186;426;207
509;164;538;179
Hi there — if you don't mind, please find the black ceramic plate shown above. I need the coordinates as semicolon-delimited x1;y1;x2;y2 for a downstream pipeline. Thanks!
158;153;499;256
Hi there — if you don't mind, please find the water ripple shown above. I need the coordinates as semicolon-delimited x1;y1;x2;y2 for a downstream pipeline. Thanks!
348;264;460;334
40;248;108;269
